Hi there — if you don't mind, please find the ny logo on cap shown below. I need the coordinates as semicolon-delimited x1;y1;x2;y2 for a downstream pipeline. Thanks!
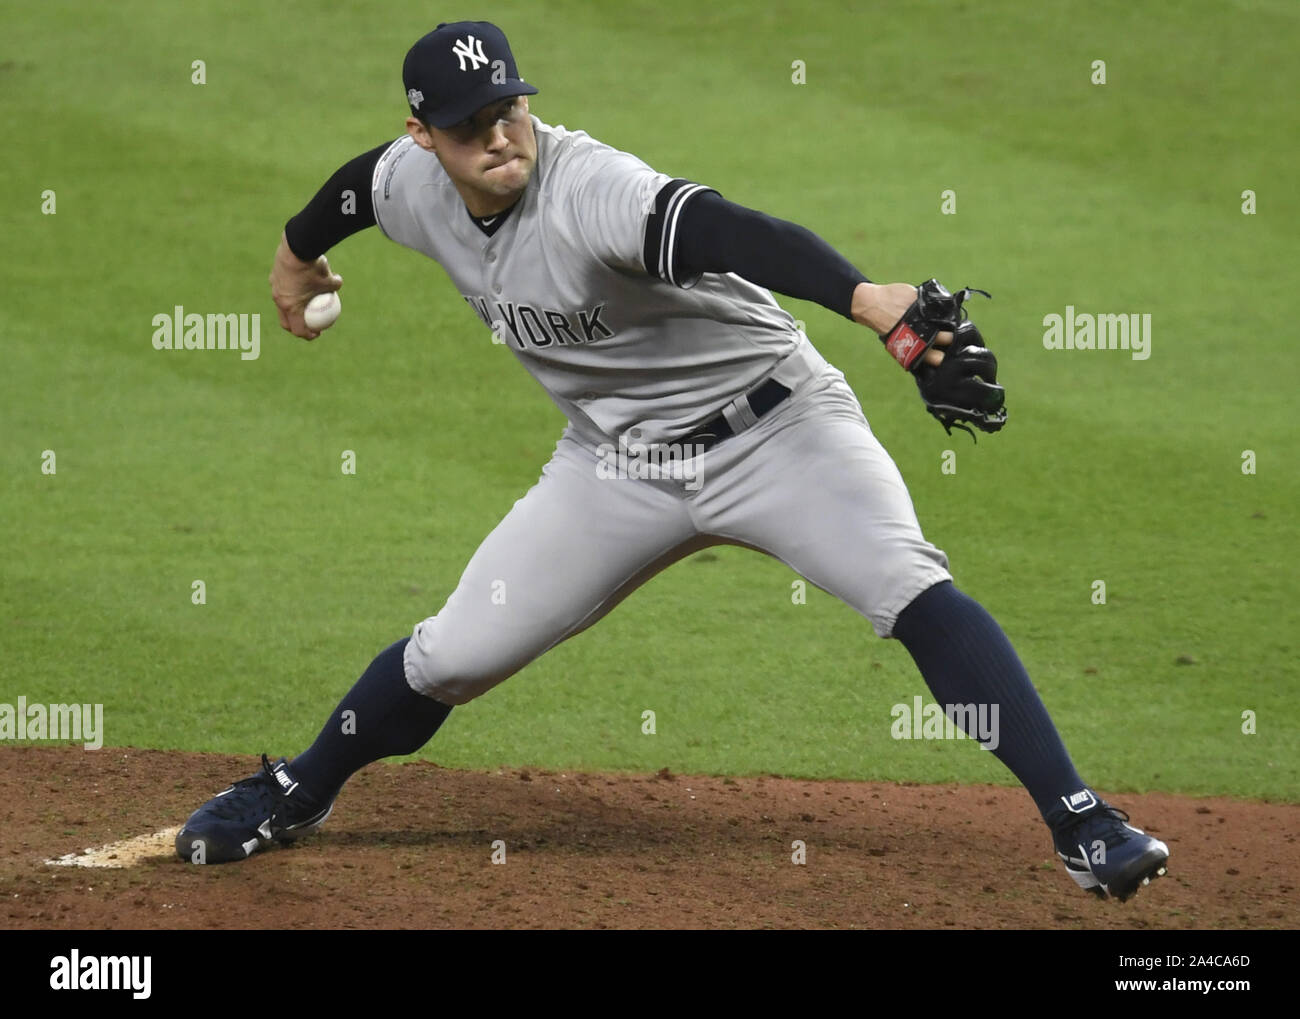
406;88;424;110
452;35;489;72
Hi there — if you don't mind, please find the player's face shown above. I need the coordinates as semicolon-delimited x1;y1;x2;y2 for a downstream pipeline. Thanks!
407;96;537;216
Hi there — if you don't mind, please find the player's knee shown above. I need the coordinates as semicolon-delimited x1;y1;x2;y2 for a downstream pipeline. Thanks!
402;620;523;705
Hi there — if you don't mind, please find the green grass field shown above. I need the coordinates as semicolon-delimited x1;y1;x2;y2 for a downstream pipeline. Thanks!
2;0;1296;800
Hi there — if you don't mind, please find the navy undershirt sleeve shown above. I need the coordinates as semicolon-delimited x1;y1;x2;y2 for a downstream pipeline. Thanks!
283;141;390;261
648;181;870;320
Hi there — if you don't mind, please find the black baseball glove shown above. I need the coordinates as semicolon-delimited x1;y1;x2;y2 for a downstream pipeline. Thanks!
880;279;1007;440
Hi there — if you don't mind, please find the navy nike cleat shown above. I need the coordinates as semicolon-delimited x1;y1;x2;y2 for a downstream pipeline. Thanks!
175;754;334;864
1047;790;1169;901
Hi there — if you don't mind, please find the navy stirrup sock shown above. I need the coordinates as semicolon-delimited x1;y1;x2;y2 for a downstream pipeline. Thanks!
892;581;1086;820
289;637;452;802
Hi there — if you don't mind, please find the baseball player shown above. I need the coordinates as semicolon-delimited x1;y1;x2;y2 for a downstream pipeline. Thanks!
176;21;1169;902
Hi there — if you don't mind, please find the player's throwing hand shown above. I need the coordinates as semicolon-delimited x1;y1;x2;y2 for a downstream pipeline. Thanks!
269;230;343;340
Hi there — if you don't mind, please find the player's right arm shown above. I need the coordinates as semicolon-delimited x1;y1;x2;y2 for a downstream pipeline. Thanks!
270;141;392;339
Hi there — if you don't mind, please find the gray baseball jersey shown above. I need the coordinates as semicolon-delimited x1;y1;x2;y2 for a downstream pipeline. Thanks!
367;116;951;704
371;117;801;444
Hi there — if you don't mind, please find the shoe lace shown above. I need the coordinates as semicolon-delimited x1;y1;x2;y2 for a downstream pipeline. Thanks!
1058;803;1133;851
206;753;281;822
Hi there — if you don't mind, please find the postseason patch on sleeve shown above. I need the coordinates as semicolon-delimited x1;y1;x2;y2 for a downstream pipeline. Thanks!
370;136;414;238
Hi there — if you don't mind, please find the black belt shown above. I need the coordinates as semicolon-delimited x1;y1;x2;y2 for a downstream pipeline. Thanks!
680;377;792;453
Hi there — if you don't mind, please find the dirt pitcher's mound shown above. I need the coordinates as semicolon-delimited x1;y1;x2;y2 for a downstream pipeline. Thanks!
0;747;1294;929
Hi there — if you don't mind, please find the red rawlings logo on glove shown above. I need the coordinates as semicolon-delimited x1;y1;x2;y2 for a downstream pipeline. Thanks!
885;322;927;371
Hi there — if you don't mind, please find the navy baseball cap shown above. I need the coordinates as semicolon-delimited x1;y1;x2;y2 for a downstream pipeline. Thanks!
403;22;539;128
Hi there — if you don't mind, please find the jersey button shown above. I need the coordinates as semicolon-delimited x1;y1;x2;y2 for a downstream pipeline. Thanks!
581;391;597;402
485;252;497;263
493;284;503;294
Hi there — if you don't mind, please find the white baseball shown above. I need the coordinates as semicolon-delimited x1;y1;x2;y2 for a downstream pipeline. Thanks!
304;292;342;331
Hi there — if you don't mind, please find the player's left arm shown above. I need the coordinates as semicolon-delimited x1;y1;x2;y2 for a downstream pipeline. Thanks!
660;187;950;366
648;183;1004;435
